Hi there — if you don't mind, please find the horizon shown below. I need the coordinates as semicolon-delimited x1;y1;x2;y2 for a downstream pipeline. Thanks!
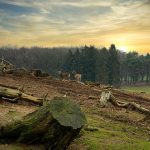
0;44;148;55
0;0;149;54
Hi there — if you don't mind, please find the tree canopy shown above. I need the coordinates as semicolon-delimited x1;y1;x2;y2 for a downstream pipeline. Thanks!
0;45;150;87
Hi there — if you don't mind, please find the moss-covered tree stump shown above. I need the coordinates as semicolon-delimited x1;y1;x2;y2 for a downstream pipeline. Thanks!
0;97;86;150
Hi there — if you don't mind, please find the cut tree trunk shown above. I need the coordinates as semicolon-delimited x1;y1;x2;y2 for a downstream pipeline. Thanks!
0;97;87;150
0;85;42;105
100;91;150;115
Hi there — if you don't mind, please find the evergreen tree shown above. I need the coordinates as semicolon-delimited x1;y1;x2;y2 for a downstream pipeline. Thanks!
107;44;120;87
145;53;150;84
73;49;82;73
1;45;150;86
96;47;109;84
80;46;97;82
63;50;74;72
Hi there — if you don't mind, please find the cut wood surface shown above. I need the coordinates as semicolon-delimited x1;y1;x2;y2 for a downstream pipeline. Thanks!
0;97;87;150
0;85;43;105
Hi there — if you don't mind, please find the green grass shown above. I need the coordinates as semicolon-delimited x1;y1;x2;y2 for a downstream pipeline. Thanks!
122;86;150;94
73;113;150;150
1;111;149;150
1;103;150;150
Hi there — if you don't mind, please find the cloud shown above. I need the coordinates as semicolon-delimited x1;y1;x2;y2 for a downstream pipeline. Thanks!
0;0;113;34
0;1;38;14
0;0;149;53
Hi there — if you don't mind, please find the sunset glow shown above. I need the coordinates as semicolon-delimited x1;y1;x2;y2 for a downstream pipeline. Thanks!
117;46;128;53
0;0;149;54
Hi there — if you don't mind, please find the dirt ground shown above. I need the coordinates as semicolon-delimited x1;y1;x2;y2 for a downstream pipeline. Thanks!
0;74;150;150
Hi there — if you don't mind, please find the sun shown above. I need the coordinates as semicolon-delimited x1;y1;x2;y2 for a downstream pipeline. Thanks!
118;46;128;52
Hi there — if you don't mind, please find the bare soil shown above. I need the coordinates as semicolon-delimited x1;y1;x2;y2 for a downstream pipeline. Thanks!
0;74;150;149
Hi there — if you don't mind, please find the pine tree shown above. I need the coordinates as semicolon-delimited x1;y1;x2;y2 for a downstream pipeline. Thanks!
63;50;74;72
107;44;120;87
95;47;109;84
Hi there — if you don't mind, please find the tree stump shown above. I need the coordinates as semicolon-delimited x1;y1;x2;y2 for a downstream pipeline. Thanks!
99;91;150;115
0;97;87;150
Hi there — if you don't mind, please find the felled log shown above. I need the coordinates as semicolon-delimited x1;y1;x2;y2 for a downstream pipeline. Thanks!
0;97;87;150
99;84;113;90
110;94;150;115
112;89;150;102
0;86;42;105
0;84;18;90
100;91;150;115
84;126;99;131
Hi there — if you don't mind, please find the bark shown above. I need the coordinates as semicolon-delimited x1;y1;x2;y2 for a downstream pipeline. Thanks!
0;97;86;150
100;91;111;107
0;85;42;105
100;91;150;115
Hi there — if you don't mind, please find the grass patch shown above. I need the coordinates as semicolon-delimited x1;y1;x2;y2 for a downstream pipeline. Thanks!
73;112;150;150
7;110;20;116
122;86;150;94
6;110;23;121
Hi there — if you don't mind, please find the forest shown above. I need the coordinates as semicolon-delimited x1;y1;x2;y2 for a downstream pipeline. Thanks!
0;44;150;87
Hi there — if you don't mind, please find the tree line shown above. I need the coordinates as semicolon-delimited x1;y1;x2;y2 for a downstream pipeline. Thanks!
0;45;150;87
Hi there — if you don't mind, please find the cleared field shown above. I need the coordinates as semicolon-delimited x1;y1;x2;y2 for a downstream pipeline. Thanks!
0;104;149;150
0;75;150;150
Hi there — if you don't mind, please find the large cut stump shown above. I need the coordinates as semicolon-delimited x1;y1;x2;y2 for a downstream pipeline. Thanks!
0;97;86;150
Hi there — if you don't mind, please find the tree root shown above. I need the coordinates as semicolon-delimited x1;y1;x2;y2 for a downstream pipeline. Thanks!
100;91;150;115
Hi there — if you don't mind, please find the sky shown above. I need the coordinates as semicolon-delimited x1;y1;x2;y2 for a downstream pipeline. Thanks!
0;0;149;54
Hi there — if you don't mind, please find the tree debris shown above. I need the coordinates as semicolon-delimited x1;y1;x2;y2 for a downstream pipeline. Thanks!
100;91;150;115
0;97;87;150
0;85;43;105
84;126;99;131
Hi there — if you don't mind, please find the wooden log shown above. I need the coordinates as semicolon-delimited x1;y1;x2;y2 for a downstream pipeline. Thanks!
0;84;18;90
0;97;87;150
0;86;42;105
99;91;150;115
109;94;150;115
84;126;99;131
